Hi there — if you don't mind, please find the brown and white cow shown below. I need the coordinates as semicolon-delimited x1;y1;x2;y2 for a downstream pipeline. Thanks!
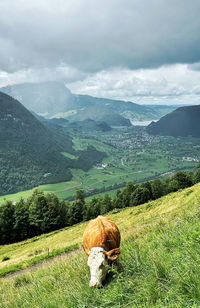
82;215;121;287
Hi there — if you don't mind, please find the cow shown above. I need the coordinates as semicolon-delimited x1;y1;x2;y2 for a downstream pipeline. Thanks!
82;215;121;287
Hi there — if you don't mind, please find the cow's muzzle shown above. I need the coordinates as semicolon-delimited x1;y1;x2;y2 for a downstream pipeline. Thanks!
89;281;101;288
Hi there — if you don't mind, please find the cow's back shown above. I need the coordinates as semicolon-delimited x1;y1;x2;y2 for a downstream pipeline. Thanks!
83;216;120;256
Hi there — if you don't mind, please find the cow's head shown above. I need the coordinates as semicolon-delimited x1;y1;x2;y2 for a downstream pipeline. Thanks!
87;247;120;287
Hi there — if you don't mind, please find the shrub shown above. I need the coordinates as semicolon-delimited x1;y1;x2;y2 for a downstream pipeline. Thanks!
2;256;10;262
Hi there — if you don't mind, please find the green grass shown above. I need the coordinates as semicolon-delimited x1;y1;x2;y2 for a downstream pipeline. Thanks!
1;184;200;306
0;180;79;203
61;152;77;160
0;244;78;277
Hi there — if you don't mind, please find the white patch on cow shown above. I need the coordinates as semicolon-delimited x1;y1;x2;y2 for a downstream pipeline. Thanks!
87;247;108;287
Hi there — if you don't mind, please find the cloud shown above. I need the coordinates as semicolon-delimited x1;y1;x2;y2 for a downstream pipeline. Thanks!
188;62;200;71
0;66;85;87
1;0;200;105
0;0;200;73
67;64;200;105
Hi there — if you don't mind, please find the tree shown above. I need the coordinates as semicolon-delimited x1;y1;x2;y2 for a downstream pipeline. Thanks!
170;171;193;191
83;197;100;221
75;189;85;203
100;194;112;215
28;190;49;234
14;198;30;241
130;186;151;206
45;193;68;230
28;190;69;234
113;189;125;209
193;168;200;184
122;182;136;207
140;182;153;200
151;179;164;200
0;200;15;244
68;190;85;225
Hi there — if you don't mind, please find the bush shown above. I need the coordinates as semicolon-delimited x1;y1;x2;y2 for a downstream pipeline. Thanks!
2;256;10;262
131;186;151;206
193;168;200;184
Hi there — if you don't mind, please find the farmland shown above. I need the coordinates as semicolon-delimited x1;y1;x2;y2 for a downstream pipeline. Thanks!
1;126;200;203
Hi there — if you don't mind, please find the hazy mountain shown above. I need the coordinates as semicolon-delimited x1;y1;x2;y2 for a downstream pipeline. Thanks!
33;114;111;132
1;82;175;126
62;105;132;127
66;119;111;132
0;92;105;195
147;105;200;137
1;82;73;117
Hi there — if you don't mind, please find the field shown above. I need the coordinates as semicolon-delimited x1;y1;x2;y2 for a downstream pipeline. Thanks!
0;183;200;306
1;126;200;204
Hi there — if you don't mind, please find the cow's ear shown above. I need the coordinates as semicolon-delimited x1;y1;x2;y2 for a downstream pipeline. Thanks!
105;248;121;261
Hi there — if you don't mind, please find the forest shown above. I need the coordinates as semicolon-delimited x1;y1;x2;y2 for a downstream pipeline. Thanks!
1;165;200;245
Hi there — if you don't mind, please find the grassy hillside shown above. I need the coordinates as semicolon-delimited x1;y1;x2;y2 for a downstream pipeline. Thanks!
1;183;200;306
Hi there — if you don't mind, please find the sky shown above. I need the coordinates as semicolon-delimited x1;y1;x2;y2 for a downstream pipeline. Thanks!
0;0;200;105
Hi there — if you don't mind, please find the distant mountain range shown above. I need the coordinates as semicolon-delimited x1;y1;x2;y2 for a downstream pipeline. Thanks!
1;82;176;126
60;118;112;132
147;105;200;137
34;114;112;132
0;92;105;195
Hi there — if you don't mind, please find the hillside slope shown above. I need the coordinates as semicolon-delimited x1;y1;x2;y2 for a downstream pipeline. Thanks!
147;104;200;137
1;183;200;306
0;92;106;195
0;91;75;194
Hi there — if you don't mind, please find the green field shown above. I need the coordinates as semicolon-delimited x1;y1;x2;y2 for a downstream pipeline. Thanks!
1;127;200;204
0;181;80;203
1;183;200;306
61;152;77;159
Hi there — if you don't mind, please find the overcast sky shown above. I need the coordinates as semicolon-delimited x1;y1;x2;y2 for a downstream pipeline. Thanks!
0;0;200;105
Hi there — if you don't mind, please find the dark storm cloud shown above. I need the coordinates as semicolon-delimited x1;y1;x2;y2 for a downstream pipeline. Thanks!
0;0;200;73
188;62;200;71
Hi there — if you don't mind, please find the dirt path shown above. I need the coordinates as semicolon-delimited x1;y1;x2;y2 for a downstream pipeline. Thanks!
1;247;82;280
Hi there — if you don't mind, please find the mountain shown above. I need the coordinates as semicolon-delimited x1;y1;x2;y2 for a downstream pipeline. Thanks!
0;91;74;195
1;82;73;117
65;119;111;132
0;92;106;195
1;82;175;126
147;105;200;137
33;114;111;132
62;106;131;127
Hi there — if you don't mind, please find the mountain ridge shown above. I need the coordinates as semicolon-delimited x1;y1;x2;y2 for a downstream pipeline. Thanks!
147;104;200;137
1;82;176;125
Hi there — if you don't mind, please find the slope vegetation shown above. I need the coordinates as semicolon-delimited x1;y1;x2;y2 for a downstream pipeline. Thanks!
0;92;106;195
0;183;200;306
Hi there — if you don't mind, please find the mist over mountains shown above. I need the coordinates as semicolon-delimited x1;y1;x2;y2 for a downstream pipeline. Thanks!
1;82;175;126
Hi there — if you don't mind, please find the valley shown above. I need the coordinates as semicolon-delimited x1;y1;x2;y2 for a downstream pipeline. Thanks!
2;126;200;203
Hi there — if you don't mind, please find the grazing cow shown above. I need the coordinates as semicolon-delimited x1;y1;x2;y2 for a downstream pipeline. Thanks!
82;215;121;287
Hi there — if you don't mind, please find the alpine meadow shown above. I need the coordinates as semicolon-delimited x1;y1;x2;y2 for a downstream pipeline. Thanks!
1;1;200;307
